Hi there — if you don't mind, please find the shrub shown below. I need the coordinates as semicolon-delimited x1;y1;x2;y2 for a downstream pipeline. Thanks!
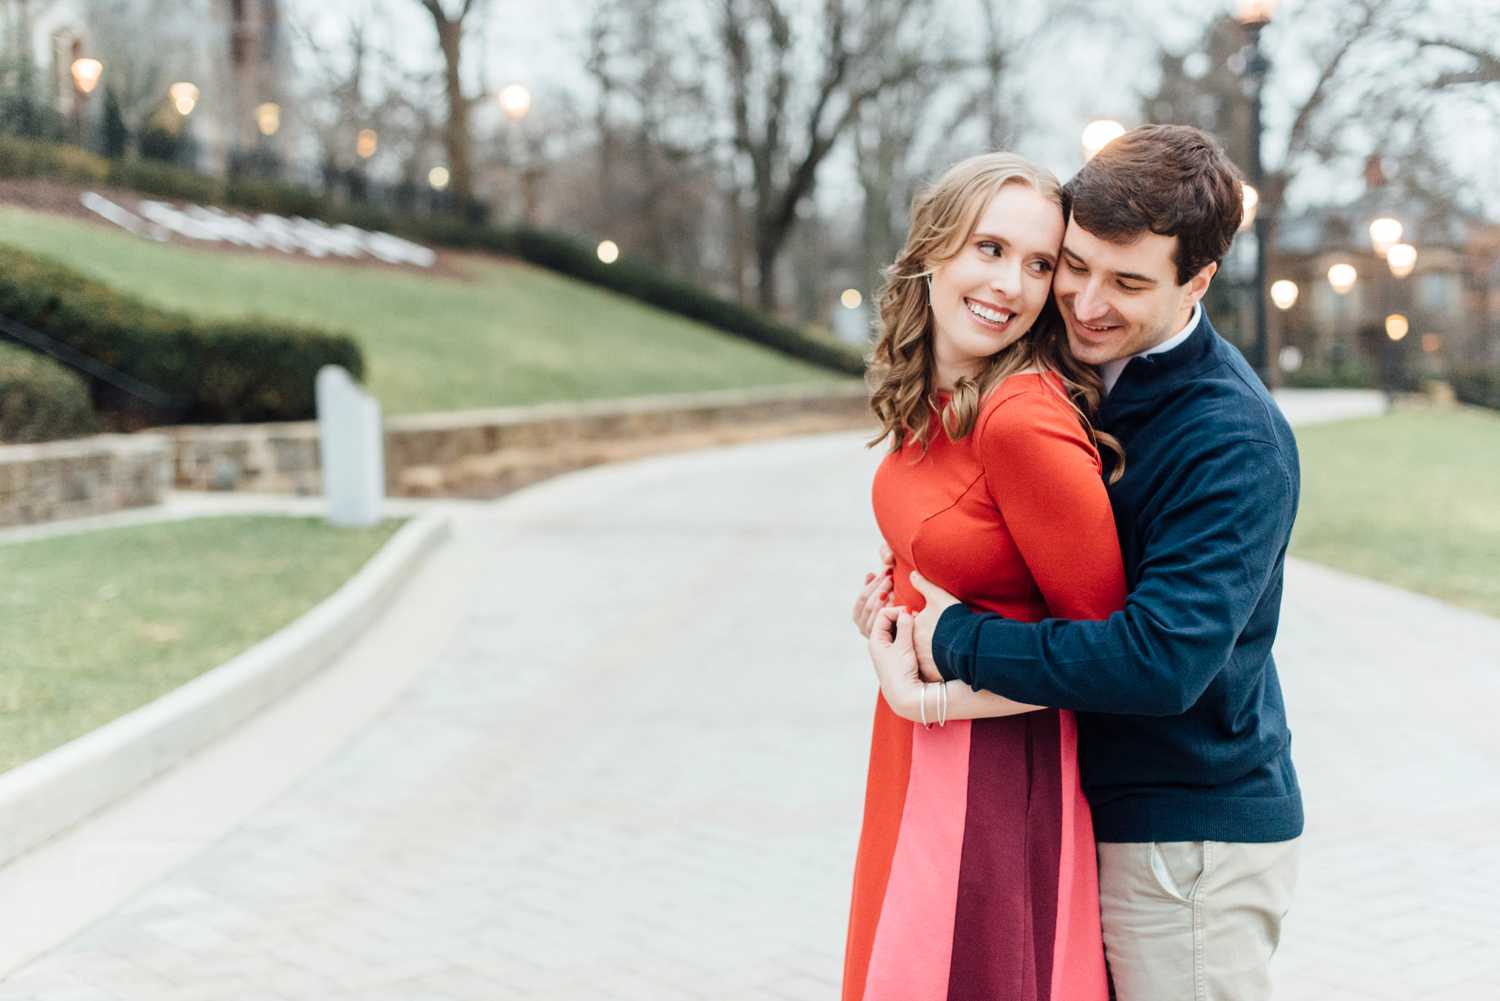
503;226;864;374
0;245;363;423
1281;360;1377;390
0;341;98;442
0;134;108;185
107;157;222;204
1450;365;1500;411
224;176;324;217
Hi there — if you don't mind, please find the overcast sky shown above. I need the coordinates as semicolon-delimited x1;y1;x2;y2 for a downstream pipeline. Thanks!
291;0;1499;220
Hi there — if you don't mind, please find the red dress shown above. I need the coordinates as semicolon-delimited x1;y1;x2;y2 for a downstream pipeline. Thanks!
843;372;1127;1001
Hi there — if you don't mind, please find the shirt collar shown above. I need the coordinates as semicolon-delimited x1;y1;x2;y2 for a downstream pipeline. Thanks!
1100;302;1201;397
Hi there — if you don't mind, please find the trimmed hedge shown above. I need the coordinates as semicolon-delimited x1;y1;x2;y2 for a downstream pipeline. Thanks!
1281;362;1377;390
402;222;866;374
0;340;98;442
1451;365;1500;411
0;135;108;185
0;135;864;376
0;244;363;423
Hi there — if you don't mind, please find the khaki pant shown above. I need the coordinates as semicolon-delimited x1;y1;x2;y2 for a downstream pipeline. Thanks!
1097;839;1300;1001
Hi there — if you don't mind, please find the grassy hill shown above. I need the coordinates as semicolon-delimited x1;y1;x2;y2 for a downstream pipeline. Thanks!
0;205;856;416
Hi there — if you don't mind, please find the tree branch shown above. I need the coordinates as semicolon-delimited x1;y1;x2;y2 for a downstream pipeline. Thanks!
1413;36;1500;85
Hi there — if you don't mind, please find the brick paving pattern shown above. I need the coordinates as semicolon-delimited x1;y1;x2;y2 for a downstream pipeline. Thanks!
2;420;1496;999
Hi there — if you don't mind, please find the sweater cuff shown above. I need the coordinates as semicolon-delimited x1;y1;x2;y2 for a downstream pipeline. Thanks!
932;603;975;683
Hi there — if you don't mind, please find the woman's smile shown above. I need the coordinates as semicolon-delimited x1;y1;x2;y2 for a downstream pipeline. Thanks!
964;296;1017;331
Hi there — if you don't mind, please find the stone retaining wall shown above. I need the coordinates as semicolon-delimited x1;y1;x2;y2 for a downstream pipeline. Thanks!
0;385;872;525
0;434;171;528
168;383;871;496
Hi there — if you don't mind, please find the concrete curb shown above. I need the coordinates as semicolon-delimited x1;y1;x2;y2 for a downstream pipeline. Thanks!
0;510;452;866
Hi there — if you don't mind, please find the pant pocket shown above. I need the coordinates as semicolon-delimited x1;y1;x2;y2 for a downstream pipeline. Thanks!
1148;840;1208;904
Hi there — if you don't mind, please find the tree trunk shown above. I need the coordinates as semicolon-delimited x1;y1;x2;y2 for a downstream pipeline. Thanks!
435;19;473;208
755;235;779;313
727;183;747;304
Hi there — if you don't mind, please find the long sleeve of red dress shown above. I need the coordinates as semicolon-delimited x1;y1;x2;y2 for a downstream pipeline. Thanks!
975;387;1127;622
844;373;1126;1001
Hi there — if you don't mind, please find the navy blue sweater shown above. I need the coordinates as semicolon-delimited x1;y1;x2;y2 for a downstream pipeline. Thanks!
933;311;1303;843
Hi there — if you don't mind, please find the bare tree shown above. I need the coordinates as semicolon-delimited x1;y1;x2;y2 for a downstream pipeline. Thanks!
84;1;172;135
411;0;488;211
290;9;379;176
1414;37;1500;88
1143;2;1390;383
583;0;716;276
852;0;1121;301
719;0;941;312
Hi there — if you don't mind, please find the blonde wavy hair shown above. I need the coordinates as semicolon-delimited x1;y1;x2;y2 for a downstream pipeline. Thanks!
865;152;1123;481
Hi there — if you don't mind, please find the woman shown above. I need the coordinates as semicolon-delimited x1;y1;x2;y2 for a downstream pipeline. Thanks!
841;153;1127;1001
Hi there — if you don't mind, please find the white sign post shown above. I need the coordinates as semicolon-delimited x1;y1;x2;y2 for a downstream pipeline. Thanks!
316;366;385;526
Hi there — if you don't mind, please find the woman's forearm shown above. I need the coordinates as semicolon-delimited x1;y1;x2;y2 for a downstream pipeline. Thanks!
888;680;1042;723
941;680;1042;720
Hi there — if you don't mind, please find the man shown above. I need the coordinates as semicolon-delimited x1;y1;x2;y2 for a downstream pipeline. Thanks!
864;125;1302;1000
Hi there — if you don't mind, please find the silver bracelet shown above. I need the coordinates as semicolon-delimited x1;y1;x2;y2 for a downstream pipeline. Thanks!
919;683;931;730
938;681;949;727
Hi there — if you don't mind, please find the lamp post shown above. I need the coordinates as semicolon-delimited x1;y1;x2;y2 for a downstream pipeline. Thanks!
1269;279;1299;374
1235;0;1279;386
169;82;199;118
70;56;104;149
1386;243;1417;279
499;84;538;223
1369;217;1403;259
499;84;532;123
255;102;281;137
1326;263;1357;371
1382;313;1410;406
1270;279;1298;311
356;129;378;160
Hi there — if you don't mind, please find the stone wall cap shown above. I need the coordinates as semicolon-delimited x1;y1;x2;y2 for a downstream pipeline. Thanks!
386;381;868;432
53;382;871;446
0;433;172;462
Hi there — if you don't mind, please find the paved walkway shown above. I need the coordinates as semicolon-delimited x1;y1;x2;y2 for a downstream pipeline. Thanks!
2;397;1497;999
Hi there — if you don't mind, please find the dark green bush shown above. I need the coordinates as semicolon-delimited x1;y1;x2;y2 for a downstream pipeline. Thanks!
503;226;864;374
0;245;363;423
0;134;108;184
1281;360;1377;390
224;176;324;217
107;157;221;204
0;135;862;375
1450;365;1500;411
0;341;98;442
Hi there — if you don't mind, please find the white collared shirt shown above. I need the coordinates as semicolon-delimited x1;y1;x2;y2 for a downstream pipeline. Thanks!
1100;303;1202;397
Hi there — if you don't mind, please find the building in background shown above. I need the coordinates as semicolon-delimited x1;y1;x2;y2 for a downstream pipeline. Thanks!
1272;194;1497;380
3;0;289;175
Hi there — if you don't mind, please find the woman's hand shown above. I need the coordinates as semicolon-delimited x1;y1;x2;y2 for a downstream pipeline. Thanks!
868;605;924;721
852;570;893;638
851;543;896;638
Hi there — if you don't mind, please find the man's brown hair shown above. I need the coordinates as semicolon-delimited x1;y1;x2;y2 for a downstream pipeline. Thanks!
1063;124;1244;286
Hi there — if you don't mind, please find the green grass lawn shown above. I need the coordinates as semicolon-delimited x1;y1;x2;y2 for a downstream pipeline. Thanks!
0;515;404;774
1292;407;1500;617
0;205;853;415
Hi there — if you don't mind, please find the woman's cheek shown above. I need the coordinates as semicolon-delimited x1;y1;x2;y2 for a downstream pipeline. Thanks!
1025;277;1050;323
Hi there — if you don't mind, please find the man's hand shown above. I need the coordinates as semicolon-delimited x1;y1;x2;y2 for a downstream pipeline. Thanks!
909;571;959;683
851;544;897;638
